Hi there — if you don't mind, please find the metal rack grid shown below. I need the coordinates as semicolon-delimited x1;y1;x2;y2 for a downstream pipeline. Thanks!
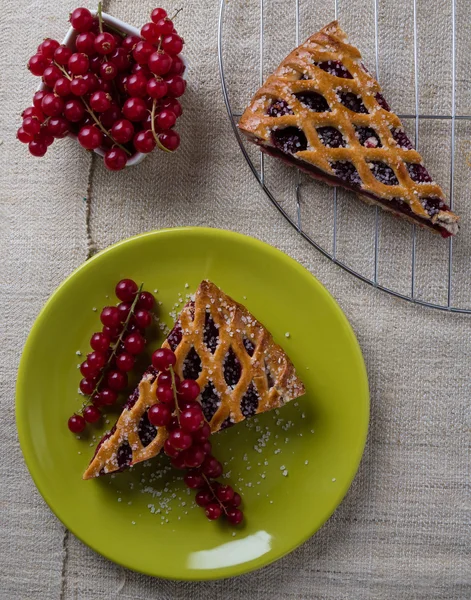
218;0;471;314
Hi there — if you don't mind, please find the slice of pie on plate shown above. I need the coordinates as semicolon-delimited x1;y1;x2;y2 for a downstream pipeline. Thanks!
239;21;459;237
83;280;305;479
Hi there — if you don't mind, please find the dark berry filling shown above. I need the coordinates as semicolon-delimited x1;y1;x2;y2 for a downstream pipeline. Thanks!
355;126;382;148
224;347;241;387
201;381;220;422
203;312;219;354
331;161;362;186
272;127;307;154
422;196;445;217
370;161;399;186
243;338;255;356
375;92;390;111
317;126;346;148
117;441;132;469
294;91;330;112
183;347;202;380
391;127;413;150
267;99;293;117
220;417;234;430
138;411;157;447
338;92;368;113
125;367;157;410
407;163;432;183
241;383;259;418
316;60;352;79
167;301;195;351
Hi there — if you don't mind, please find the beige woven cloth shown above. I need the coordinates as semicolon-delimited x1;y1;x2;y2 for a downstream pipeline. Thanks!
1;0;470;598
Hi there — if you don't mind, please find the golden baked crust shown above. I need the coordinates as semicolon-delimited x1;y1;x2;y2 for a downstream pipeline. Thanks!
83;280;305;479
239;21;459;236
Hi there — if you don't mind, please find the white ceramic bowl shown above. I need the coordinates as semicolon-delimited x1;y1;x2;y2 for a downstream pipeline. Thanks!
38;11;185;167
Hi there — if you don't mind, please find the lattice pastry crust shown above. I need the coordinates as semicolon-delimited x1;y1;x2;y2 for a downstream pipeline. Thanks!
83;280;305;479
239;21;459;237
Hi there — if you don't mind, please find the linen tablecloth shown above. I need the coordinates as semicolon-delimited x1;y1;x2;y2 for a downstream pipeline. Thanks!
1;0;469;598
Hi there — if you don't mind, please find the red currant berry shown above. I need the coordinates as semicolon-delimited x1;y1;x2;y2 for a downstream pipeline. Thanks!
148;403;171;427
183;471;205;489
141;22;160;44
80;359;100;378
22;116;41;137
83;72;100;92
125;72;148;97
134;309;152;328
109;47;130;71
89;91;111;112
133;40;154;64
124;332;146;354
102;324;120;341
100;103;121;128
161;97;182;117
70;76;89;96
68;52;89;75
159;130;180;151
133;130;156;153
115;278;138;301
79;377;97;395
122;35;140;53
108;120;134;147
70;7;94;32
171;453;187;470
147;77;168;99
33;91;47;110
68;414;86;433
39;38;60;59
156;385;175;406
90;331;111;352
148;50;172;76
22;106;44;120
163;438;180;458
75;31;96;55
178;400;199;412
87;350;107;370
100;306;121;328
89;54;102;73
42;65;62;87
180;407;204;433
168;429;193;451
157;109;176;130
122;97;147;122
152;348;176;371
97;77;113;93
64;98;85;122
155;18;174;36
157;371;179;388
136;291;155;310
94;32;116;55
53;77;71;97
169;55;185;75
54;45;72;65
100;61;118;80
131;63;151;76
192;422;211;443
117;301;131;322
162;34;183;55
178;379;200;402
199;440;212;456
226;508;243;525
167;415;179;431
41;93;64;117
78;125;103;150
28;140;48;157
195;489;213;507
116;352;134;372
182;445;205;468
107;370;127;391
28;53;49;76
165;75;186;98
17;127;33;144
205;503;222;521
216;485;234;504
202;456;223;478
83;405;101;423
97;387;117;406
228;492;242;508
151;8;167;23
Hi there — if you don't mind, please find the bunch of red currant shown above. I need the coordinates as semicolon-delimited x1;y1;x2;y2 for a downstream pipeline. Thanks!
68;278;155;433
148;348;244;524
18;5;185;170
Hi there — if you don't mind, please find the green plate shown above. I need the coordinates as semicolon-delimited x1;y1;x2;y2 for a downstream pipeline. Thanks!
16;227;369;580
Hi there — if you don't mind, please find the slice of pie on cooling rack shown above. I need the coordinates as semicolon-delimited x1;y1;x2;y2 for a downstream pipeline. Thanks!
83;280;305;479
239;21;459;237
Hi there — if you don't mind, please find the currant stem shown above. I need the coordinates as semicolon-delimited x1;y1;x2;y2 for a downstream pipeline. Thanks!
169;365;181;424
150;99;171;153
97;1;104;34
80;283;144;411
53;61;132;156
202;474;229;515
170;7;184;21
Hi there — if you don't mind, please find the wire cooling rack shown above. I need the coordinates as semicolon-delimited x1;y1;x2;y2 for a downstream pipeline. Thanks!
218;0;471;313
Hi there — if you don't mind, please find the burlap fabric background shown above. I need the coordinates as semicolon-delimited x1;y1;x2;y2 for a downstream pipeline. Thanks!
1;0;470;598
